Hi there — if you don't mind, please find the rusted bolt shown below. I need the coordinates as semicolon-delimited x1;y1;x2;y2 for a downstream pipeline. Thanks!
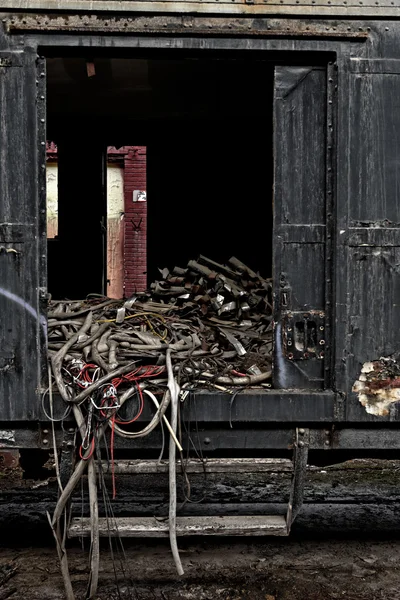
319;340;325;346
298;428;305;435
204;437;211;445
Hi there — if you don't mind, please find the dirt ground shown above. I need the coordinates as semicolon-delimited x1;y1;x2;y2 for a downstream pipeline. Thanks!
1;536;400;600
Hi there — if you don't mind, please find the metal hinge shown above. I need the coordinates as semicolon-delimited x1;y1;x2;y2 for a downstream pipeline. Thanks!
282;311;325;360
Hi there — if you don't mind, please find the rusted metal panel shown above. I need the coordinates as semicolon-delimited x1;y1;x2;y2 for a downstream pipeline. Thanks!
0;49;43;421
3;14;369;37
338;68;400;422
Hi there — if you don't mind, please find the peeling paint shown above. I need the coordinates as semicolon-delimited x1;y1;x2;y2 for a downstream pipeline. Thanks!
353;357;400;416
0;430;15;447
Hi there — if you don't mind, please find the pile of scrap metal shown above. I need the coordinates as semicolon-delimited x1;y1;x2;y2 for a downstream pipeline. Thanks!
45;256;272;600
47;254;273;392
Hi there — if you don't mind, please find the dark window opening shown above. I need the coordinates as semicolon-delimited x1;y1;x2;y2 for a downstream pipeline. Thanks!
45;55;274;300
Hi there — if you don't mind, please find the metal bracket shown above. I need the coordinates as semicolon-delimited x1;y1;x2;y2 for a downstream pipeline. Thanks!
283;311;325;360
286;427;309;533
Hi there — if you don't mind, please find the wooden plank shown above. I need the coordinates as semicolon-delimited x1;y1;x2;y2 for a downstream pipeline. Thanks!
68;515;288;538
102;458;293;475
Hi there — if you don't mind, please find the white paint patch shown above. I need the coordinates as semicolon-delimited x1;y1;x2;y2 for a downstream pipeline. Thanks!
0;430;15;447
46;162;58;239
0;287;47;332
353;357;400;416
107;164;125;299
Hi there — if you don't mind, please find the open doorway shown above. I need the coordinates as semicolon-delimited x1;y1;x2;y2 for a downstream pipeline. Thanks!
45;54;273;299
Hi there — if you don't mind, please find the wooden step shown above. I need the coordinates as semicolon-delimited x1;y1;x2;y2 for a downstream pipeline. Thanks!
100;458;293;475
69;515;288;538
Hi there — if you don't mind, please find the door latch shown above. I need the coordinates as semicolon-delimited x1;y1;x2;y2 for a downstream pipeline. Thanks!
282;311;325;360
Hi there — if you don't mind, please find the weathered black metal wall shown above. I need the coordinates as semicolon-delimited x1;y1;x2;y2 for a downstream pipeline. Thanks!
0;8;399;439
0;38;45;420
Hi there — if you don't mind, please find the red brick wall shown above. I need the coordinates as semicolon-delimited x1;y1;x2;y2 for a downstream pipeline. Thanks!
123;146;147;296
47;143;147;297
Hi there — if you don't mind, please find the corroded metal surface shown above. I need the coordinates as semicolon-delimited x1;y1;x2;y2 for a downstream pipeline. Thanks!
4;14;369;37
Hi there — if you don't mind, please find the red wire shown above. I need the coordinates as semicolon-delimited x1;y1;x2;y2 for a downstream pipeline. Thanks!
79;437;95;461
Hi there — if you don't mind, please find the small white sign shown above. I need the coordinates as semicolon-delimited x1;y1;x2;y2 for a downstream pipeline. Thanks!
133;190;147;203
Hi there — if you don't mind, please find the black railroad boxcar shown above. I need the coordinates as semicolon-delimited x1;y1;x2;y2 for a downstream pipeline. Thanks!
0;0;400;538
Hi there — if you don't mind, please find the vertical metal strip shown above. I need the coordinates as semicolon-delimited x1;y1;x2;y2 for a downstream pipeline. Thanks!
324;61;337;391
36;54;48;390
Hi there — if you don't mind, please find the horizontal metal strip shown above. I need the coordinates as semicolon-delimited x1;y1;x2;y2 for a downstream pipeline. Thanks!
184;390;336;422
43;390;336;424
0;1;394;18
276;224;326;243
68;515;288;537
6;425;400;450
101;457;293;474
346;227;400;247
351;59;400;74
5;14;368;39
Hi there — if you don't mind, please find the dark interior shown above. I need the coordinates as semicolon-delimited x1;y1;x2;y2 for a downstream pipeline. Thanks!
46;55;274;298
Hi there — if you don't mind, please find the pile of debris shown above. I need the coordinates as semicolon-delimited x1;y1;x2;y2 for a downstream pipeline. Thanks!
47;255;273;389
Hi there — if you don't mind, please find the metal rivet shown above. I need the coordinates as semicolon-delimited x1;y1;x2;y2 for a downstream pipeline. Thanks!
204;437;211;445
299;441;304;447
288;353;294;360
299;428;305;435
325;440;330;446
68;428;74;433
43;439;49;445
43;429;49;434
320;340;326;346
67;441;73;448
287;341;292;346
385;27;389;30
319;351;324;358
